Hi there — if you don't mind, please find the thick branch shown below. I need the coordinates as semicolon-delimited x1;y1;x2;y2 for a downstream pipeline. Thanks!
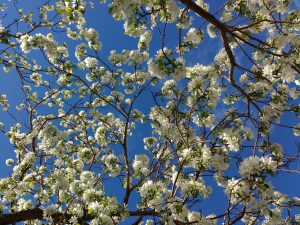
0;208;43;224
179;0;227;31
0;208;160;225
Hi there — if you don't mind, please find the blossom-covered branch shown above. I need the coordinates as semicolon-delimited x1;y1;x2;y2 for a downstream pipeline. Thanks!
0;0;299;224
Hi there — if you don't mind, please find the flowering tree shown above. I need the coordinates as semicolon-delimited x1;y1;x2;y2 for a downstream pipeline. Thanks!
0;0;299;224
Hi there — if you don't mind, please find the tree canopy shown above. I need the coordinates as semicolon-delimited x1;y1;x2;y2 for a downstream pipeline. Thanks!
0;0;299;224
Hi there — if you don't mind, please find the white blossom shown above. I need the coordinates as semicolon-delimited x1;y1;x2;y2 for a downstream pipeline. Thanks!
43;204;58;219
84;57;98;69
239;156;277;178
133;154;149;175
184;28;203;45
5;159;14;166
293;123;300;136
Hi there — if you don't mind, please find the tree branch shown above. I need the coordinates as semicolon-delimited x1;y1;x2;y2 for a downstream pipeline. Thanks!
0;208;44;224
179;0;227;32
0;208;161;224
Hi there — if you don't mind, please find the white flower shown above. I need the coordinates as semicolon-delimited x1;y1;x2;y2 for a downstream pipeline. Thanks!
133;154;149;175
295;214;300;223
226;178;251;204
290;88;299;99
293;123;300;136
82;189;99;203
19;34;31;53
75;43;87;61
138;30;152;49
203;114;216;127
196;0;209;11
78;147;93;162
108;50;130;65
174;57;186;80
184;28;203;45
207;24;217;38
239;156;277;178
148;59;167;79
181;148;191;159
43;204;58;219
143;137;157;150
239;73;249;83
129;50;149;65
220;128;241;151
84;57;98;69
125;98;131;105
5;159;14;166
244;127;254;140
139;180;163;208
145;220;154;225
221;11;232;22
83;28;98;40
101;153;121;177
263;64;276;78
139;180;155;198
0;25;5;33
180;179;211;198
161;79;176;98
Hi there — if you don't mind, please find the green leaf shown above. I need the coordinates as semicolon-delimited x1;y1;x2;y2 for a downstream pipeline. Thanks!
267;169;275;177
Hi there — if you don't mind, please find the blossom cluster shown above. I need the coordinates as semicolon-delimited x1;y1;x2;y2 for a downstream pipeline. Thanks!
0;0;299;224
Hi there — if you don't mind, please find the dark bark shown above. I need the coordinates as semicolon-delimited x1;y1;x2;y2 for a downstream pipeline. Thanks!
0;208;43;225
179;0;227;31
0;208;160;225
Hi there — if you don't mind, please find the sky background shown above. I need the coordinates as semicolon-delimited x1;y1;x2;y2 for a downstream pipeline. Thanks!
0;0;299;224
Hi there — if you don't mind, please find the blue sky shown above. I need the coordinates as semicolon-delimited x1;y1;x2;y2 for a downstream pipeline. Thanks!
0;0;299;224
